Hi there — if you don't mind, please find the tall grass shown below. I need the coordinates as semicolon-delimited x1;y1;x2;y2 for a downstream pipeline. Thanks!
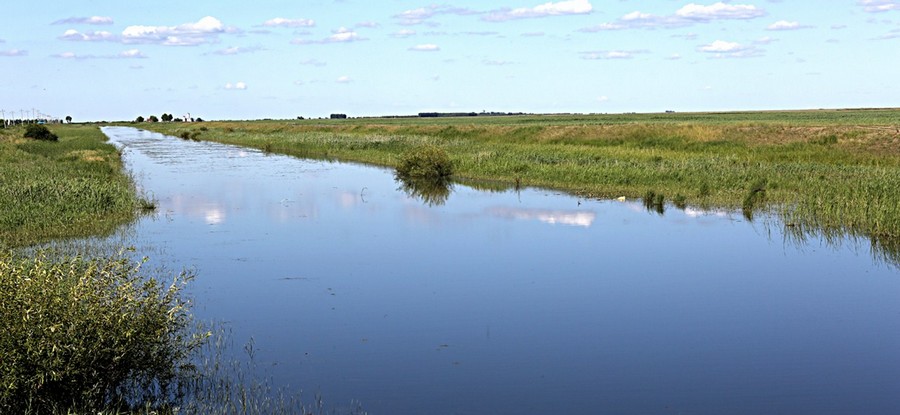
0;125;145;248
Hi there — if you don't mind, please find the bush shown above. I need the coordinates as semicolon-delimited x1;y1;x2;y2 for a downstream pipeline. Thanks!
0;251;205;412
395;145;453;180
23;124;58;141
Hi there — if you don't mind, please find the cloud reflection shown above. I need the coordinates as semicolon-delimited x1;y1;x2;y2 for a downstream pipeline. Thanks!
487;207;596;227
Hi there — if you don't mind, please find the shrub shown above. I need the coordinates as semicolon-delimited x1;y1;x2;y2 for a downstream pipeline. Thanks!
0;251;205;412
395;145;453;180
23;124;58;142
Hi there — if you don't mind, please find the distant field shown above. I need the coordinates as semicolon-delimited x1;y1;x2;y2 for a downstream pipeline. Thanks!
136;109;900;247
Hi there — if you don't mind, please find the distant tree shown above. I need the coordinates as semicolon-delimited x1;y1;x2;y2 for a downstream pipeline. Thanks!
162;113;174;122
135;116;145;123
65;115;72;123
148;115;159;123
195;117;204;122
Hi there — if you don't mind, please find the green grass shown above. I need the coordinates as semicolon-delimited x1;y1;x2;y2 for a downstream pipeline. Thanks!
0;124;146;248
136;110;900;246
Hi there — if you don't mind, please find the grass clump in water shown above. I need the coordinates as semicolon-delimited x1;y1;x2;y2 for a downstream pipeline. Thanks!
0;250;205;413
395;145;453;180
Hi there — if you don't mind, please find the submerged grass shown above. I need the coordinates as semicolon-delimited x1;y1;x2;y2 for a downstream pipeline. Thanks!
0;125;145;248
138;109;900;243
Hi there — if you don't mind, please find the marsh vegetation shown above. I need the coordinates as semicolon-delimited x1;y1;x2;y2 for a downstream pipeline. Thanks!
139;109;900;245
0;124;146;248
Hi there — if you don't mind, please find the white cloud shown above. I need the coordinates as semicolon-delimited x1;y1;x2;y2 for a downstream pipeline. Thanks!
355;21;380;28
59;29;117;42
676;2;766;20
581;50;646;60
122;16;229;46
581;2;765;31
484;0;593;21
483;59;514;65
53;49;147;60
392;29;416;38
394;5;477;25
766;20;812;30
698;40;762;58
336;75;352;83
409;43;440;51
859;0;900;12
118;49;147;58
213;46;262;55
262;17;315;28
597;95;609;102
666;53;682;60
292;27;367;44
224;81;247;90
53;16;114;25
754;36;777;44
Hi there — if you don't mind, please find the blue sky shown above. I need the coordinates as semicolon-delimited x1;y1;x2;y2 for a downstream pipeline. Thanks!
1;0;898;121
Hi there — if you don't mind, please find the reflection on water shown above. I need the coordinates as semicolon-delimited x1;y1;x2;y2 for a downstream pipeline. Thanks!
99;127;900;415
396;175;453;206
486;207;596;227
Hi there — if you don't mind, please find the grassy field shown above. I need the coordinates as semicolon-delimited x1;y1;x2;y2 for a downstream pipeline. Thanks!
137;109;900;246
0;124;145;248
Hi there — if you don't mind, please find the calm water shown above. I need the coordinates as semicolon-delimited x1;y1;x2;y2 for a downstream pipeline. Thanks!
101;127;900;414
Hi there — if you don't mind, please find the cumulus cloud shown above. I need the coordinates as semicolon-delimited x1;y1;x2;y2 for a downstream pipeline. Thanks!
0;49;27;57
53;16;113;25
766;20;812;30
483;0;593;22
859;0;900;12
59;29;117;42
409;43;440;51
698;40;762;58
580;2;765;32
336;75;352;83
224;81;247;90
262;17;315;28
291;27;367;44
581;49;647;59
394;5;477;25
355;21;380;28
122;16;232;46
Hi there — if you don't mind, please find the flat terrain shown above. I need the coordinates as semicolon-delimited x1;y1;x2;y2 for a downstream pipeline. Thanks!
138;109;900;243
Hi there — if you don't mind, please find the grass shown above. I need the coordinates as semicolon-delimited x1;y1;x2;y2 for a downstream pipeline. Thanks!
0;124;147;248
136;109;900;243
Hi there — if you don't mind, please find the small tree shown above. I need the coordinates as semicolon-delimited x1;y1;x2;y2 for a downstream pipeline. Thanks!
148;115;159;123
65;115;72;124
135;116;145;123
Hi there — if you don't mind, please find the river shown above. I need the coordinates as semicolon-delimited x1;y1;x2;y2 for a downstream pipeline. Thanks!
99;126;900;414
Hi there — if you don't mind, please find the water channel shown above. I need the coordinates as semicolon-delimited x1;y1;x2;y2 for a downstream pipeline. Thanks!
98;127;900;414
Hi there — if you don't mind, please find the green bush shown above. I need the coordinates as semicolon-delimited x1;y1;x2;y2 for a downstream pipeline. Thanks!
23;124;58;142
395;145;453;180
0;251;205;412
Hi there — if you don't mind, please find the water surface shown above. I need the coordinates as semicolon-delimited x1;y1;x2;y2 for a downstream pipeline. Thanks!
102;127;900;415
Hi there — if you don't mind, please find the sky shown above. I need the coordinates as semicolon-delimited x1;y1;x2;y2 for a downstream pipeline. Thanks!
1;0;898;121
